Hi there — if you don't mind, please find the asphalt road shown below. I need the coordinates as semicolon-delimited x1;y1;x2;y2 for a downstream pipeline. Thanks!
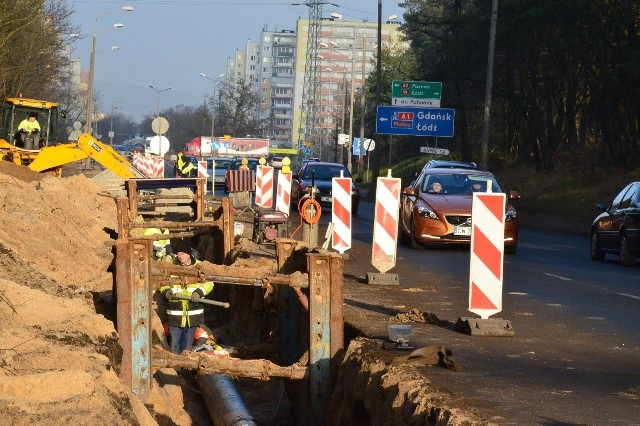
342;199;640;425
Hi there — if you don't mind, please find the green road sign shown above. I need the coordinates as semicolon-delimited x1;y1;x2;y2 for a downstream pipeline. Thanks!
391;80;442;100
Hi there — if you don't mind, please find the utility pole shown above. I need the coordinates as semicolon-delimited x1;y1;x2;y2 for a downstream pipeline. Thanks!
357;34;366;180
372;0;383;186
481;0;499;170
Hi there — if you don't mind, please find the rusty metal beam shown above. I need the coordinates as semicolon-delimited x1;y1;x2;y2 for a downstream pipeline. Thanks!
117;239;153;399
152;349;308;380
329;254;344;388
307;252;332;422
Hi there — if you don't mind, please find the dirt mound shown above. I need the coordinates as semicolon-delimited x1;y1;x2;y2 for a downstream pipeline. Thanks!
0;164;155;424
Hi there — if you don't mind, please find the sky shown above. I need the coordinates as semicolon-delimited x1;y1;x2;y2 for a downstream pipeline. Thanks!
70;0;406;122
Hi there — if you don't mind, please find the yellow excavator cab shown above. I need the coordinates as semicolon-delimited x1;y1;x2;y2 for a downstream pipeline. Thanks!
1;97;60;148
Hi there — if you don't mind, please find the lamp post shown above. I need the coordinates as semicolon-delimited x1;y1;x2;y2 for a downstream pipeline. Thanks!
148;85;172;119
109;101;122;145
85;6;133;135
200;73;224;140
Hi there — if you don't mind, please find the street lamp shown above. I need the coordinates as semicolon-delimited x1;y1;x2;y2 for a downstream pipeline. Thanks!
85;6;134;135
200;72;224;140
148;85;172;119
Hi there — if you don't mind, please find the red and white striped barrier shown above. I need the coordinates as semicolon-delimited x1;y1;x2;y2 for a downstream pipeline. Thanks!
276;171;292;215
331;176;352;254
132;154;164;178
371;171;401;273
227;170;256;192
198;160;208;193
255;165;274;208
468;188;506;319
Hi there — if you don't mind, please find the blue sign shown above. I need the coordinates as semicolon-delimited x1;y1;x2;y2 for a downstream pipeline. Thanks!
304;148;312;156
212;141;221;150
224;141;231;148
376;106;455;137
352;138;368;156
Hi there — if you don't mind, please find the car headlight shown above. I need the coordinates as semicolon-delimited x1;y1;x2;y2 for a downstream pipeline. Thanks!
416;206;438;220
505;205;517;222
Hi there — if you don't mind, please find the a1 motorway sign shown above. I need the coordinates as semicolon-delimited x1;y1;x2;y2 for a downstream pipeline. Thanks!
392;80;442;100
376;106;455;137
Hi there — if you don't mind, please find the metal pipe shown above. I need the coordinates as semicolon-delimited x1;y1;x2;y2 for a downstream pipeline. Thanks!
197;374;260;426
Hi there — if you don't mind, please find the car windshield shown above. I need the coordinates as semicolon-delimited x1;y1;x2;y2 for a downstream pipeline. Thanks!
208;158;232;170
302;164;350;180
421;173;504;195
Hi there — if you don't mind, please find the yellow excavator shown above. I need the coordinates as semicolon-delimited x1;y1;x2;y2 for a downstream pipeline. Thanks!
0;96;144;178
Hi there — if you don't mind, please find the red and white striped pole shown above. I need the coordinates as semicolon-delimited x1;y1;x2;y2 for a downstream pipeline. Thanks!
468;181;506;319
276;170;292;215
255;165;274;209
198;160;208;194
332;171;352;254
371;170;401;274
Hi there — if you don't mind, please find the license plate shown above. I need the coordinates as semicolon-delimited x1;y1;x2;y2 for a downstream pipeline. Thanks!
320;196;331;202
454;226;471;236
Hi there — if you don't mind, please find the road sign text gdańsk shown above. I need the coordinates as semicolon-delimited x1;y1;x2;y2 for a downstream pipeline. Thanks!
376;106;455;137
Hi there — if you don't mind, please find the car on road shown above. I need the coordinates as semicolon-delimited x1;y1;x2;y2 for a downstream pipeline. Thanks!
224;157;260;192
422;160;478;170
590;181;640;266
399;168;520;252
206;157;233;189
292;161;360;215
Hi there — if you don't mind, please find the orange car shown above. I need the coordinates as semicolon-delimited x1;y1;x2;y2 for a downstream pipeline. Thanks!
399;168;521;253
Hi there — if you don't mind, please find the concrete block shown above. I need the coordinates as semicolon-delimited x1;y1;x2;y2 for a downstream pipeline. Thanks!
365;272;399;286
455;317;514;337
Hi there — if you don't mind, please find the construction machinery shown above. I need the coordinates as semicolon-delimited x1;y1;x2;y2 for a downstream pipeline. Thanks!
0;96;144;178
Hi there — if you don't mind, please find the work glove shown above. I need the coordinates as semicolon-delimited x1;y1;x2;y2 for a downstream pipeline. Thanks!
164;289;174;301
190;291;201;303
31;129;38;134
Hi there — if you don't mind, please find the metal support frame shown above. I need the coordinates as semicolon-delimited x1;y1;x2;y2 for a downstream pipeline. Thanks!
115;187;344;425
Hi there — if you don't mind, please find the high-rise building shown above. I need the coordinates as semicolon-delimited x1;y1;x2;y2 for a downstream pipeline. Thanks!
293;18;404;161
258;28;297;148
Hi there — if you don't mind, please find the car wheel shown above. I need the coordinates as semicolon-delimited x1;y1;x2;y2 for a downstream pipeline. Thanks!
619;233;635;267
410;219;424;250
398;221;410;246
590;231;605;261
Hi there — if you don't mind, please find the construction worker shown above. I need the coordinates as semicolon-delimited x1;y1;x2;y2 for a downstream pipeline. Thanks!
176;152;195;177
158;239;214;354
17;112;41;149
143;227;172;260
162;323;222;352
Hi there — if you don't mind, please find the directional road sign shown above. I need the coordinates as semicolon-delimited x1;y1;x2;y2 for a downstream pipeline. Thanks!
392;98;441;108
420;147;450;155
376;106;455;137
392;80;442;100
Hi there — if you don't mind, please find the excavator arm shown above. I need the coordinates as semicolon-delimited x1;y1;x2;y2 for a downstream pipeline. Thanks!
27;133;146;179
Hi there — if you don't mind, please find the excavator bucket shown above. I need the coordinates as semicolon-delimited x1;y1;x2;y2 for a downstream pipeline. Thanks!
76;133;144;179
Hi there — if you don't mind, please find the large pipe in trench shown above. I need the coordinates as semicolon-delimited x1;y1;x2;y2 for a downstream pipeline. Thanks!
197;374;261;426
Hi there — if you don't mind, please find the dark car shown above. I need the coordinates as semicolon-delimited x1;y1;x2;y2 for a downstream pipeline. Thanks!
423;160;478;170
590;181;640;266
224;157;260;192
292;161;360;215
399;168;520;253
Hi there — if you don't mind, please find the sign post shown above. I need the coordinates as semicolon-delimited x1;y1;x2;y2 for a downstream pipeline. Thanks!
366;170;401;286
455;184;514;336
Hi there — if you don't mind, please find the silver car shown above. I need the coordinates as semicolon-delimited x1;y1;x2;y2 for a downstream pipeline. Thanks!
206;157;233;189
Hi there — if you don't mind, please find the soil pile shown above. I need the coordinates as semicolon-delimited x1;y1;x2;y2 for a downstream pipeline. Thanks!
0;162;155;425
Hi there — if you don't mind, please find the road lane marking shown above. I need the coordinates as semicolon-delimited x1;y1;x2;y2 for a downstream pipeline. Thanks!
508;292;529;296
618;292;640;301
544;272;572;281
